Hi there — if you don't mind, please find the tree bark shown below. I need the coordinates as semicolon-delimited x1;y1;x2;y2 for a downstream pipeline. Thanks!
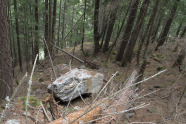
155;0;180;51
151;17;162;43
62;0;67;48
121;0;150;66
172;48;185;71
137;0;160;64
115;0;140;61
176;23;182;37
48;0;52;54
179;26;186;38
70;6;75;47
81;0;87;55
0;0;13;101
23;8;30;71
103;1;118;53
100;0;110;48
13;0;23;71
51;0;57;56
9;6;17;67
44;0;49;57
93;0;101;56
106;0;131;62
57;0;62;51
151;0;168;44
34;0;39;59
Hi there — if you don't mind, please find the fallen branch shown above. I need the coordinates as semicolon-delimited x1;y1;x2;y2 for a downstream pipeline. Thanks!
52;44;85;63
49;104;101;124
44;39;57;79
25;54;38;124
40;102;52;122
49;70;166;124
86;103;150;123
71;70;166;124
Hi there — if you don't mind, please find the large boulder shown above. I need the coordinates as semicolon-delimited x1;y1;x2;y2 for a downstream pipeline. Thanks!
47;68;104;102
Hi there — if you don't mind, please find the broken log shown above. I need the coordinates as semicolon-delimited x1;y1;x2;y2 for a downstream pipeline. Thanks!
49;70;137;124
49;105;101;124
52;43;85;63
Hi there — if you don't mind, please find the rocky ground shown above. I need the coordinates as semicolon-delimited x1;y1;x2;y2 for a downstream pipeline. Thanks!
0;39;185;124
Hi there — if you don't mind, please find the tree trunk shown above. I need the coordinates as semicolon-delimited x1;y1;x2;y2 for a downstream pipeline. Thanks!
151;17;162;43
121;0;150;66
151;0;168;44
51;0;57;56
93;0;101;56
70;6;75;47
137;0;160;64
172;49;185;71
100;0;110;48
106;0;131;62
44;0;49;57
155;0;180;51
115;0;140;61
179;26;186;38
81;0;87;55
23;8;30;71
100;22;108;48
9;6;17;68
48;0;52;54
176;23;182;37
13;0;23;71
0;0;13;101
34;0;39;59
12;35;17;67
29;4;35;64
62;0;67;48
57;0;62;51
142;0;160;66
103;2;118;53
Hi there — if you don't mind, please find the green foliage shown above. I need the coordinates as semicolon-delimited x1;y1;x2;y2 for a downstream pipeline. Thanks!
0;102;6;110
65;108;74;113
146;107;157;113
8;0;186;66
157;66;164;71
156;54;164;59
21;96;40;109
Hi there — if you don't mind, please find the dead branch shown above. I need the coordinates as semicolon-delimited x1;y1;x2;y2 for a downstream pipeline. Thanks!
49;105;101;124
52;44;85;63
25;54;38;124
40;101;52;122
49;70;166;124
43;39;57;79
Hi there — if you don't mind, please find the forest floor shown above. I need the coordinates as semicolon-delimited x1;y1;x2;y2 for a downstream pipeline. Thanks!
1;39;186;124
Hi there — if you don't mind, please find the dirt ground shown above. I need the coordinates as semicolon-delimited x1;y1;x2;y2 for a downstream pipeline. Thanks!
0;40;185;124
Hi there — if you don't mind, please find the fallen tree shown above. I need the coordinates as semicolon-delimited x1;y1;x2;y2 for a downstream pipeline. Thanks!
49;70;166;124
49;70;151;124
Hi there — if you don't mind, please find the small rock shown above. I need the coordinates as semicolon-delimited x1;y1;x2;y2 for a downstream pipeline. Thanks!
13;113;17;116
79;65;86;69
148;87;153;90
126;112;134;118
73;106;81;111
24;111;31;116
79;120;84;124
131;93;139;99
5;119;20;124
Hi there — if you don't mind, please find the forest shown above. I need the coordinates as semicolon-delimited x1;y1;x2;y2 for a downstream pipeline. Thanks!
0;0;186;123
